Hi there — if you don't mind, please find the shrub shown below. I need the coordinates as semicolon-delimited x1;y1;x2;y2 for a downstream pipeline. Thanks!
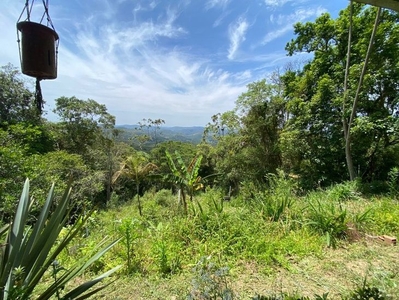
327;181;362;202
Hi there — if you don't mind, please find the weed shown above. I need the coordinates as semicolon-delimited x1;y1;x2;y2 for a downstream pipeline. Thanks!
187;256;234;300
252;292;329;299
247;172;296;222
352;208;373;233
210;196;224;215
154;188;174;207
307;198;347;248
387;167;399;198
328;181;361;202
348;277;387;300
149;221;182;276
117;218;140;274
366;198;399;234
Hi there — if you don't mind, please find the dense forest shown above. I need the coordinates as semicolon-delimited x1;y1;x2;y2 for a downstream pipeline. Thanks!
1;4;399;299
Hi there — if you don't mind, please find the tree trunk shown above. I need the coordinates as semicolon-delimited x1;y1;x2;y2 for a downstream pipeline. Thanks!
342;1;355;180
343;4;381;180
136;183;142;216
181;188;187;215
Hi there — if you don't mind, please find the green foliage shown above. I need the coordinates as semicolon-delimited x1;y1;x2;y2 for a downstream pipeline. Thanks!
151;141;198;174
243;171;296;222
148;222;181;276
207;79;286;189
349;277;387;300
282;5;399;184
52;96;117;180
306;197;348;248
0;149;101;223
252;293;329;300
187;256;234;300
112;151;158;216
387;167;399;198
165;150;204;214
55;182;399;298
153;189;174;207
0;64;40;126
117;218;140;274
349;286;386;300
366;198;399;234
0;179;120;300
327;181;362;202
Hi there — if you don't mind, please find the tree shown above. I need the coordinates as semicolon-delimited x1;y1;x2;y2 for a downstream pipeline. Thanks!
283;4;399;185
0;64;40;127
133;118;165;150
165;151;203;215
53;96;115;157
236;79;286;177
150;141;198;176
204;79;286;190
112;151;157;216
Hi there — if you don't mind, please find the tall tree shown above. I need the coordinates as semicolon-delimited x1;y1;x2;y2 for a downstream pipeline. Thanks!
0;64;40;127
236;79;286;176
204;79;286;190
134;118;165;149
283;4;399;185
53;96;115;157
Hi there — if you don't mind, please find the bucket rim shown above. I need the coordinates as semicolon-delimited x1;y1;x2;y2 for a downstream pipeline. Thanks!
17;21;59;41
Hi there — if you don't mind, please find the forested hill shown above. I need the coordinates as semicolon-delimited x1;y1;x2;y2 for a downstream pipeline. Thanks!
115;125;205;146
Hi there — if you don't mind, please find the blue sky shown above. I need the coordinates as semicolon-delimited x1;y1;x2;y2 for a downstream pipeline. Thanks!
1;0;349;126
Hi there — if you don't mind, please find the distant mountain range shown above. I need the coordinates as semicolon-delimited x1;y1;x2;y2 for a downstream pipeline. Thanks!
115;125;205;145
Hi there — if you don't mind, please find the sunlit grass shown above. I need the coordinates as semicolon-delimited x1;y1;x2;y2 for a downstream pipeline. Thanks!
55;183;399;299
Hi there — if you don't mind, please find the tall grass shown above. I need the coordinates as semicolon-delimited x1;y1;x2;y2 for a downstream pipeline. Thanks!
57;176;399;298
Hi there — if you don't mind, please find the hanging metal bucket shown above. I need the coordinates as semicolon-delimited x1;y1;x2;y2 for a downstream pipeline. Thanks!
17;21;59;79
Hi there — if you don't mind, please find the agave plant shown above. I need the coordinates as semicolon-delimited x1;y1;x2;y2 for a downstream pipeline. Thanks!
0;179;120;300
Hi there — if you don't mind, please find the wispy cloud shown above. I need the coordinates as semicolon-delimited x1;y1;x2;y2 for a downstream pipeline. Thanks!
262;7;326;44
2;0;334;126
205;0;230;10
2;1;251;126
213;10;231;27
228;17;249;60
76;9;186;56
264;0;310;7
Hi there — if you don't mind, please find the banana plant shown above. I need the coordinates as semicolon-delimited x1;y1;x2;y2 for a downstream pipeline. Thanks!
0;179;121;300
165;150;203;214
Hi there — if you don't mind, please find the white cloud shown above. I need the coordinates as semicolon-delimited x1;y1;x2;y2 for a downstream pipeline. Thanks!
213;10;231;27
262;7;326;44
228;17;249;60
206;0;230;10
264;0;310;7
1;2;251;126
3;0;314;126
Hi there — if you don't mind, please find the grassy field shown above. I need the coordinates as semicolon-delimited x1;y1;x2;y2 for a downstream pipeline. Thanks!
55;180;399;299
